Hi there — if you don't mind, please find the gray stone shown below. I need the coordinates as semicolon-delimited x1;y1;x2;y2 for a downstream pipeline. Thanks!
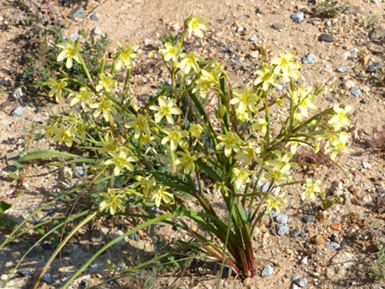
302;54;316;64
350;87;361;97
318;34;334;42
291;12;304;22
326;243;341;250
91;27;102;35
302;215;316;223
69;32;79;40
18;269;33;277
362;161;371;169
343;5;362;15
294;277;308;287
301;256;308;265
274;85;285;91
261;181;276;193
366;63;380;72
249;34;258;41
68;6;84;19
76;166;84;176
11;106;23;116
307;20;319;25
360;98;369;104
129;232;139;240
369;28;385;42
276;214;288;224
90;14;99;21
12;88;22;99
291;228;301;237
276;224;289;236
36;107;45;113
261;264;274;277
336;66;348;73
42;272;53;283
272;23;284;30
326;97;333;102
353;175;361;182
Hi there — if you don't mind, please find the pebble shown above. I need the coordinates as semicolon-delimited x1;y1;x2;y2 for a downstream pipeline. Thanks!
294;277;308;287
249;34;258;41
350;87;361;97
353;175;361;182
261;181;276;193
336;66;348;73
318;34;334;42
90;14;99;22
69;32;79;40
362;161;371;169
291;228;301;237
360;98;369;104
129;232;139;240
343;5;362;15
302;215;315;223
272;23;284;30
326;243;341;250
274;85;285;91
307;20;319;25
326;97;333;102
276;214;288;224
366;63;380;72
276;224;289;236
261;264;274;277
91;27;102;35
11;106;24;116
0;16;3;22
291;12;304;22
331;223;342;231
302;54;316;64
18;269;33;277
301;256;308;265
369;28;385;42
12;88;23;99
42;272;53;283
311;234;324;245
68;6;84;19
76;166;84;176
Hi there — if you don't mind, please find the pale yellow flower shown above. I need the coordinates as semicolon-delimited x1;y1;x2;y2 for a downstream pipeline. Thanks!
327;131;351;160
125;114;151;139
328;104;354;131
176;150;197;174
230;85;259;113
232;167;252;190
180;51;204;74
96;73;117;92
160;42;182;62
264;193;288;214
263;164;291;185
271;51;301;82
96;134;120;155
116;44;139;70
193;69;218;98
52;124;80;147
57;38;83;69
70;87;94;110
187;16;208;38
105;148;138;175
151;185;175;207
189;124;203;138
254;64;280;91
216;132;240;157
90;97;117;122
43;78;72;103
252;118;268;136
302;178;323;201
149;96;182;124
99;188;125;215
161;126;189;151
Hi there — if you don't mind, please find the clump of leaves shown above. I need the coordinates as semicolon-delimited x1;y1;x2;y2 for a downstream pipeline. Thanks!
365;225;385;280
314;0;347;18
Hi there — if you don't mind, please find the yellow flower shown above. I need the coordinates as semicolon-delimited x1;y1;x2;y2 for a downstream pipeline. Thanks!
90;97;117;122
43;78;72;102
160;42;182;62
137;176;155;197
70;87;94;110
96;73;117;92
216;132;240;157
263;164;291;185
328;104;354;131
193;69;218;98
105;148;138;175
116;44;139;70
232;167;252;190
189;124;203;138
161;126;189;151
264;193;288;214
230;85;259;113
180;51;204;74
252;118;268;136
175;150;197;174
271;51;301;82
96;134;120;155
125;114;151;139
265;150;298;170
302;178;323;201
327;131;351;160
57;38;83;69
235;141;261;166
254;64;280;91
149;96;182;124
52;124;81;147
187;16;208;38
298;94;318;117
151;185;175;207
99;188;125;215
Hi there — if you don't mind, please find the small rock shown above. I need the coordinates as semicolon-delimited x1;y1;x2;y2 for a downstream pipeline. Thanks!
274;85;285;91
294;277;308;287
336;66;348;73
353;175;361;182
291;228;301;237
326;243;341;250
302;54;316;64
362;161;372;169
311;234;324;246
0;16;3;22
129;232;139;240
91;27;102;35
237;26;244;33
369;28;385;42
261;264;274;277
276;214;288;224
11;106;24;116
360;98;369;104
76;166;84;176
12;88;22;99
249;34;258;41
343;5;362;15
307;20;319;25
18;269;33;277
350;87;361;97
302;215;316;223
90;14;99;21
301;256;308;265
331;223;342;231
291;12;304;22
366;63;380;73
261;181;276;193
318;34;334;42
326;97;333;102
300;232;307;238
69;32;79;40
42;273;53;283
68;6;84;19
272;23;284;30
0;274;7;281
276;224;289;236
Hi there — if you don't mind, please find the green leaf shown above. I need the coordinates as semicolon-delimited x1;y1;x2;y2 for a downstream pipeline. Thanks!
0;218;6;228
34;133;44;140
13;161;25;168
9;171;19;180
22;150;83;161
0;202;11;214
195;159;221;182
9;219;15;228
50;236;59;247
